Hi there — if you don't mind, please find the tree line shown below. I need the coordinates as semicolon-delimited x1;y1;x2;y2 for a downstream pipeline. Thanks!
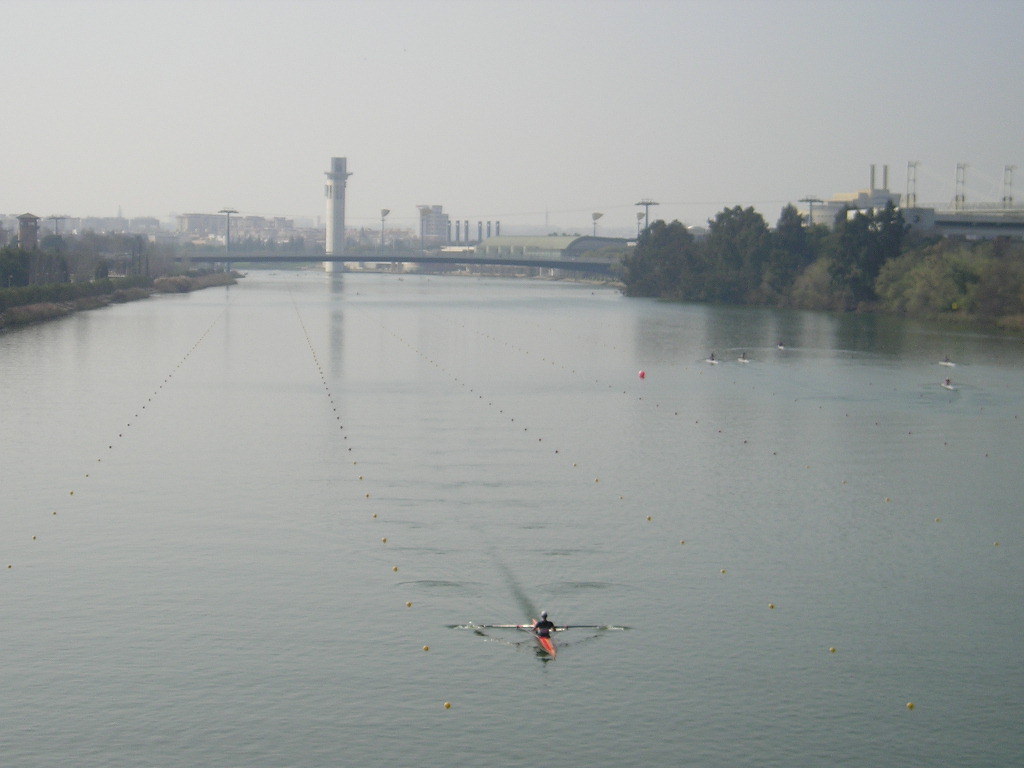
620;204;1024;327
0;231;177;286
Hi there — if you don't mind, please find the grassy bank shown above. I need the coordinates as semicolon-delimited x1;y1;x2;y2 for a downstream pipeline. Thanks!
0;272;238;331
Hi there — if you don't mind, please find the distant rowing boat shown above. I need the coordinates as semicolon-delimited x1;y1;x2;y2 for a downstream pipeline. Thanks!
462;621;627;658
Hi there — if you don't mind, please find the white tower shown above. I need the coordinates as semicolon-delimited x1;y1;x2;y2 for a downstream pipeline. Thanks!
325;157;352;257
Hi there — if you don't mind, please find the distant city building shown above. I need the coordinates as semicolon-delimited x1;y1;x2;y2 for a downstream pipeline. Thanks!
17;213;41;250
418;205;450;246
86;216;126;233
178;213;226;237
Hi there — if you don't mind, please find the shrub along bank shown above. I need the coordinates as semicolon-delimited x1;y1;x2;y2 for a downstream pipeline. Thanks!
620;204;1024;330
0;272;238;330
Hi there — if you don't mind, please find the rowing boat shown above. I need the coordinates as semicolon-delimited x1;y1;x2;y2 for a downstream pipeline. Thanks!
531;619;556;657
461;621;625;658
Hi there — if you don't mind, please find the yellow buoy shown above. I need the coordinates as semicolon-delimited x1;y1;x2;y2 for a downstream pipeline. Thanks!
405;601;412;607
768;603;775;609
680;540;685;545
906;702;914;710
829;647;836;653
422;645;429;651
720;569;727;574
381;537;387;543
443;701;451;709
392;566;399;572
646;515;652;521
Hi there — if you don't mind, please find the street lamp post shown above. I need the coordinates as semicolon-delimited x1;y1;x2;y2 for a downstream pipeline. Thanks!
591;212;603;236
380;209;390;258
635;199;659;232
799;197;822;227
636;212;646;238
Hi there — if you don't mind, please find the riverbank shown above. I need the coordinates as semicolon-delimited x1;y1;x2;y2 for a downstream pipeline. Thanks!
0;272;239;331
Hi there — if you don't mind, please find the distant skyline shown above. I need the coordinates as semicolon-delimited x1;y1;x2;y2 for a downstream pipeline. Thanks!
3;0;1022;235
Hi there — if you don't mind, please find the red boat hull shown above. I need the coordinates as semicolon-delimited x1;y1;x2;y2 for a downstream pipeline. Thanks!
532;620;556;657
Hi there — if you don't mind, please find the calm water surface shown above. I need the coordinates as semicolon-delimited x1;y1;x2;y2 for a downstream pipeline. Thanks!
2;271;1022;767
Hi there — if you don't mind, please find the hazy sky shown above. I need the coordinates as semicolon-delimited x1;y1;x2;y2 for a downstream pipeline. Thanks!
4;0;1022;235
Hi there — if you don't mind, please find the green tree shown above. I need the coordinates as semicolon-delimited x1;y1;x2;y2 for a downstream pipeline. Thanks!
761;204;815;301
621;219;695;298
0;246;31;287
829;202;906;307
972;251;1024;321
702;206;770;302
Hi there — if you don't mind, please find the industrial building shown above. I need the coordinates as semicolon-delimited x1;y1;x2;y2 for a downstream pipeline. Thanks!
474;235;630;262
804;164;1024;240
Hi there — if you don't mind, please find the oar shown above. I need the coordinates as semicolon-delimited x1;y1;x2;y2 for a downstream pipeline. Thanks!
467;622;629;631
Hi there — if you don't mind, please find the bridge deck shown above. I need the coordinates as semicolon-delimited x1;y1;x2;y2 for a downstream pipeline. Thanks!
176;252;615;274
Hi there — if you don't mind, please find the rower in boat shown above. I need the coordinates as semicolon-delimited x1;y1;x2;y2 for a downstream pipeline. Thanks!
534;611;555;638
706;352;718;364
940;355;955;367
777;341;785;350
942;378;955;390
532;611;557;656
739;351;749;363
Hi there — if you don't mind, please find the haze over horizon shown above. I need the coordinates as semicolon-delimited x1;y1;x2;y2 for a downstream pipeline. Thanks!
4;0;1021;236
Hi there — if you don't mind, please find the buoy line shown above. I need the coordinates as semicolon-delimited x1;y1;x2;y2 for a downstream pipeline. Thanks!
446;309;696;418
368;314;667;546
286;289;408;592
6;300;231;573
287;292;470;695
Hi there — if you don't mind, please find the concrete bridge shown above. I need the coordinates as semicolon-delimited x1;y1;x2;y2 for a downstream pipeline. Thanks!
176;250;619;275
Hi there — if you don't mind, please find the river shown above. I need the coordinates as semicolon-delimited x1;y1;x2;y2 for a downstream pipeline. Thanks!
2;270;1022;767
